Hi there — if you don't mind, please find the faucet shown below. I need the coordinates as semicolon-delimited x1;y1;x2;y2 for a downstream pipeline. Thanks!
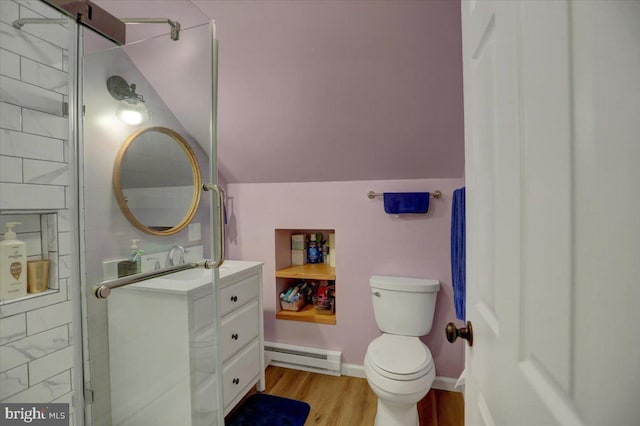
148;257;161;270
168;245;185;266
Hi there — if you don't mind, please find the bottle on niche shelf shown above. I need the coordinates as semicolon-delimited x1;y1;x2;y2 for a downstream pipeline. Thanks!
0;222;27;301
307;234;321;264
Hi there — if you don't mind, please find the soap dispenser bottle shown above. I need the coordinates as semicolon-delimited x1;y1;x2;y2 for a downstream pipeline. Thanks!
129;239;143;273
0;222;27;301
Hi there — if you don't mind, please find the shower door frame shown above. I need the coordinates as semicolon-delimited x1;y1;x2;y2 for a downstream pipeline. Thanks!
67;13;224;426
41;0;126;45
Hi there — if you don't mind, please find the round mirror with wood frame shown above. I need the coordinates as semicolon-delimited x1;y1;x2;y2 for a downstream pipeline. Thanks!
113;127;202;236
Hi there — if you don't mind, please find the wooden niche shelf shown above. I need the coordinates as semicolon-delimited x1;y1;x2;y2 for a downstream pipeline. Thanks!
275;304;336;325
275;229;336;325
275;264;336;325
275;264;336;281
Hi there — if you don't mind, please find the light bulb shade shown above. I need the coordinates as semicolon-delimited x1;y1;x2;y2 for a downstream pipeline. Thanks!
115;100;149;125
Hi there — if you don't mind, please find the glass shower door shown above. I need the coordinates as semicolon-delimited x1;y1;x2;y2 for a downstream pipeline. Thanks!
81;21;221;426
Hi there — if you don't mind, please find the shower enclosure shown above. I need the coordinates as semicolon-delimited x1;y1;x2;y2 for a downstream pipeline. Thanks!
0;1;224;425
82;17;223;426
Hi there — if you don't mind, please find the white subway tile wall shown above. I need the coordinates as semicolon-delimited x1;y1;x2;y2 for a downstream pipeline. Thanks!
0;364;29;400
0;75;65;115
21;231;43;256
23;159;70;186
0;279;67;317
0;325;69;372
20;57;69;95
22;109;69;139
0;129;65;161
28;345;74;385
0;183;66;209
0;314;26;345
0;155;22;182
0;102;22;129
0;19;66;67
0;50;21;80
26;301;73;335
3;370;72;403
0;0;77;419
57;233;70;256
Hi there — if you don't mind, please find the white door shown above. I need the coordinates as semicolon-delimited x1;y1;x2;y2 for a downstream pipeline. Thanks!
461;1;640;425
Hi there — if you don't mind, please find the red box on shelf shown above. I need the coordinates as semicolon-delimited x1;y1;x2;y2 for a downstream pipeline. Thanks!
312;296;335;315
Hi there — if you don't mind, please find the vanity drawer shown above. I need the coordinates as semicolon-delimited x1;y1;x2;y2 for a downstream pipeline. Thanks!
222;339;260;409
219;275;259;316
220;301;260;362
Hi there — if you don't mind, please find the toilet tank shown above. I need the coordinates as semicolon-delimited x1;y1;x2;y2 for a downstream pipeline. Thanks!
370;275;440;336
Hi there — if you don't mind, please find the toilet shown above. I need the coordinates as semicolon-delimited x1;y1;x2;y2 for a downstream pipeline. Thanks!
364;275;440;426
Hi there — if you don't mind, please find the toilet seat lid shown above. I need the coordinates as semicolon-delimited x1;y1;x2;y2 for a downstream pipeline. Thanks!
367;335;433;380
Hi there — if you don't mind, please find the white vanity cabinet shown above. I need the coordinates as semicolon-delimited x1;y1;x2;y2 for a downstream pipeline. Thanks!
217;261;266;415
107;260;264;425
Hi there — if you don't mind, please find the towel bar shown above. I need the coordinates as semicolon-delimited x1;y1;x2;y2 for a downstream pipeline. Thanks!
367;190;441;200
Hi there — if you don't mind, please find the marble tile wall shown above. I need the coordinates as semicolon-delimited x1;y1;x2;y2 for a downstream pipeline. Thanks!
0;1;77;424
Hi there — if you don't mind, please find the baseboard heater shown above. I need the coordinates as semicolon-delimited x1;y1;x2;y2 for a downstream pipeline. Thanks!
264;341;342;376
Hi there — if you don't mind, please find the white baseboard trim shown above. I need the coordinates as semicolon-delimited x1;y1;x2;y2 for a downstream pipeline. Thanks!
432;376;460;392
341;364;461;393
341;363;366;378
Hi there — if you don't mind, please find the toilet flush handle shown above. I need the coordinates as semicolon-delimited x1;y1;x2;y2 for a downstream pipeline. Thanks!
371;291;381;297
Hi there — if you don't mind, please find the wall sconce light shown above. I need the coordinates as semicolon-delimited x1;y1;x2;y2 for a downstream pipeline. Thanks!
106;75;149;125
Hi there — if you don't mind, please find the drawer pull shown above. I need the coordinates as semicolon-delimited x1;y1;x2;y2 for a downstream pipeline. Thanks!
230;295;238;302
231;333;239;340
232;377;240;385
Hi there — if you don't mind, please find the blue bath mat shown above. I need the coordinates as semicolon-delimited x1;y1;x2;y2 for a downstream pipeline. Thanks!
225;393;310;426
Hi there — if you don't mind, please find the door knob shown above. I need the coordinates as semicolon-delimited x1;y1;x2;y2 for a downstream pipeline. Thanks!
445;321;473;347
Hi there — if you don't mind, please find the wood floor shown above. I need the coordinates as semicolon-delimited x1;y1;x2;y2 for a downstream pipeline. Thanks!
232;366;464;426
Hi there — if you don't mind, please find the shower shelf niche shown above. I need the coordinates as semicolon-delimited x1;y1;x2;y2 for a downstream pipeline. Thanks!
0;211;61;310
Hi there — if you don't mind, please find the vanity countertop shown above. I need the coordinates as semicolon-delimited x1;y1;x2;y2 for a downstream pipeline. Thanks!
120;260;263;295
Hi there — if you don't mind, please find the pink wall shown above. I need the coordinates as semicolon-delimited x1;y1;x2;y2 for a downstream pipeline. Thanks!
95;0;465;184
226;178;465;378
204;0;464;183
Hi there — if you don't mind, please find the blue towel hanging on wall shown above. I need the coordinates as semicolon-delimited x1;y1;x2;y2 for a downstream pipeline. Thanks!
383;192;430;214
451;187;466;321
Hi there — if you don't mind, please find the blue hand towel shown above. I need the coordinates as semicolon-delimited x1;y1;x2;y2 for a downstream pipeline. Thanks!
451;187;466;321
383;192;430;214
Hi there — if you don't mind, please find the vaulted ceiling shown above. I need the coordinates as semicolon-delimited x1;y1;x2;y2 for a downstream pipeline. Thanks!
93;0;464;183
